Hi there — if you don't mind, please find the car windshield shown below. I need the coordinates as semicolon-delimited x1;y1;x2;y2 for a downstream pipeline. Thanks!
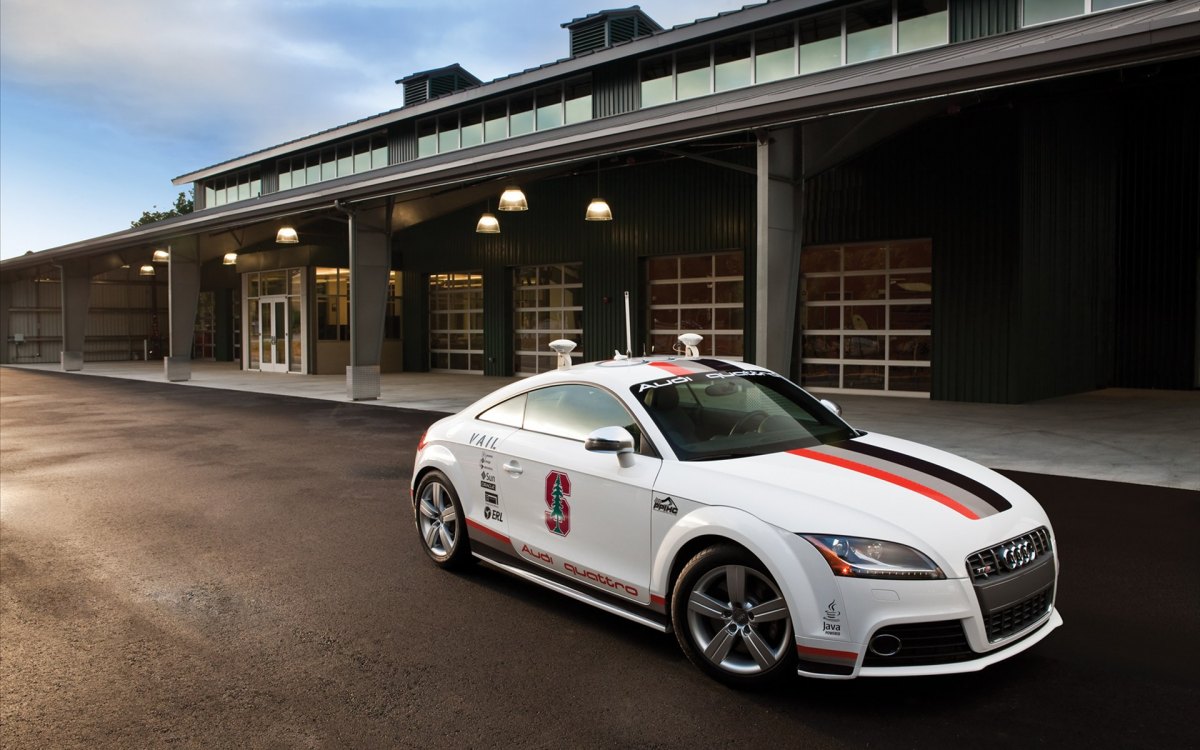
630;369;855;461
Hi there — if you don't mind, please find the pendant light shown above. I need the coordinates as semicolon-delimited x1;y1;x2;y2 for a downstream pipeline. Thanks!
139;264;156;276
476;199;500;234
222;252;238;265
497;186;528;212
585;160;613;221
276;226;299;244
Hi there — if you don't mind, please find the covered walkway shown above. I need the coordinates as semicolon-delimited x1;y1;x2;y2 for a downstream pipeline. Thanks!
3;361;1196;491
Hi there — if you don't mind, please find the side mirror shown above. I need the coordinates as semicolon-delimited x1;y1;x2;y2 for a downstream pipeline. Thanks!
819;398;843;418
585;426;636;468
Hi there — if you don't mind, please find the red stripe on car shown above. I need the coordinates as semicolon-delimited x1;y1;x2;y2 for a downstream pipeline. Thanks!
796;644;858;663
466;518;510;544
651;594;667;607
649;361;693;377
789;448;980;520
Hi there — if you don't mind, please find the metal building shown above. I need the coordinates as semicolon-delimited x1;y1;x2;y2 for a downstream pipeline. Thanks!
2;0;1197;403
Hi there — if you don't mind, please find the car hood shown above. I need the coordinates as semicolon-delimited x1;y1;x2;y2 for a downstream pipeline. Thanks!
654;432;1053;577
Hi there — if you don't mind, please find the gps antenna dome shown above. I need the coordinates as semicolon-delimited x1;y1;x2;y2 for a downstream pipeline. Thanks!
549;339;577;369
677;333;703;358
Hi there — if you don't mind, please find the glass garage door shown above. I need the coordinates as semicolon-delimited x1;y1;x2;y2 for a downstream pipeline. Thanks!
647;251;745;358
514;263;583;375
429;272;483;373
799;240;932;396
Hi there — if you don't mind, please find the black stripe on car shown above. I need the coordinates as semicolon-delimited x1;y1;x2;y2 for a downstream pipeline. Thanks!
839;440;1013;513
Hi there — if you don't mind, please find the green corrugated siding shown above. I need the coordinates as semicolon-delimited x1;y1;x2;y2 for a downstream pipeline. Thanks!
805;61;1198;402
804;108;1020;403
396;157;755;374
950;0;1019;42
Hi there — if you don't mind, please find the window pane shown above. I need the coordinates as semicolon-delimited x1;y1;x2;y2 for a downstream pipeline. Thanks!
320;150;336;181
1092;0;1139;8
1023;0;1084;25
237;179;249;200
306;153;320;185
535;87;563;130
205;182;216;205
372;139;388;169
641;55;674;108
337;144;352;177
889;366;931;392
565;80;592;124
715;37;752;92
292;165;306;188
847;0;893;64
755;25;795;83
417;119;437;157
898;0;948;53
510;95;534;136
354;139;371;172
460;108;483;148
484;101;508;141
438;114;459;152
676;46;710;100
800;12;842;74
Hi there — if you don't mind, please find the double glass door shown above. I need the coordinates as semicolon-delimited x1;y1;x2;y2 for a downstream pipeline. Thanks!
257;296;290;373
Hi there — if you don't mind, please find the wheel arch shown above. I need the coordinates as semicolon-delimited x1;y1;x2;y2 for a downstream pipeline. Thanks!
651;506;820;631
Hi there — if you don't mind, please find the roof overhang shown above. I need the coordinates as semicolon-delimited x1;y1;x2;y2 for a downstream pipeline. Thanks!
6;1;1197;276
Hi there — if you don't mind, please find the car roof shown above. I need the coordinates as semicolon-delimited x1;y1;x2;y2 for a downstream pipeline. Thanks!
466;357;773;415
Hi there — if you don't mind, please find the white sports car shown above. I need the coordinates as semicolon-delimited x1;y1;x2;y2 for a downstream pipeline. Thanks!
411;344;1062;686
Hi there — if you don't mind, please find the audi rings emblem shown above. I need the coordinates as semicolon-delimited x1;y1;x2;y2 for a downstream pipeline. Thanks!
999;540;1036;570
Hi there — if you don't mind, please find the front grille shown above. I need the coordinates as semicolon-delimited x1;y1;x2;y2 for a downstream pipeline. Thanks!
967;527;1053;583
862;620;974;667
984;586;1053;642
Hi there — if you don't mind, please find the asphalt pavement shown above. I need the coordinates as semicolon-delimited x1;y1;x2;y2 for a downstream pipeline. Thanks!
1;368;1197;749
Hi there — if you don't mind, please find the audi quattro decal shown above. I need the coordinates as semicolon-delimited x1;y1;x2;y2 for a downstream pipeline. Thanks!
517;542;641;599
544;470;572;537
788;442;1012;520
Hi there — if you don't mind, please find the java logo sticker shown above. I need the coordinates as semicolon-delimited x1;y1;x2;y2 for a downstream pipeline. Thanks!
544;471;572;536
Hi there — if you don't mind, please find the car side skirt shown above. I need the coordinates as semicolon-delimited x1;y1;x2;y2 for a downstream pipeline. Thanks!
470;546;670;633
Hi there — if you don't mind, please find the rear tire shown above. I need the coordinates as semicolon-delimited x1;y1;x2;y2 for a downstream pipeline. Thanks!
414;470;473;570
671;544;795;687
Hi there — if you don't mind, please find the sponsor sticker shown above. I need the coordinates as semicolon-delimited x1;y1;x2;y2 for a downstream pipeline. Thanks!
822;600;843;637
652;494;678;515
545;471;571;537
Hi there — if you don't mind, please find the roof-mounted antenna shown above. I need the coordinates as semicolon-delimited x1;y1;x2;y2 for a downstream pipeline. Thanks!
677;333;702;358
549;339;577;369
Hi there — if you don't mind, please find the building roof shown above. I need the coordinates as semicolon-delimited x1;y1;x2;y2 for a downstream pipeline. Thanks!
5;0;1198;275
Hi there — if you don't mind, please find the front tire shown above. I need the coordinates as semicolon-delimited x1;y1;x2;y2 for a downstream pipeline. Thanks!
414;470;472;569
671;544;796;687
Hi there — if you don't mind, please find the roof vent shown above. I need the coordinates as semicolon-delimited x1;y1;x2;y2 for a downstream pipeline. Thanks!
396;64;483;107
562;6;662;57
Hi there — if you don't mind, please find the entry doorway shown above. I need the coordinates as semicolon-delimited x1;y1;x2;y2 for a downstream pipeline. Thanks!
257;296;290;373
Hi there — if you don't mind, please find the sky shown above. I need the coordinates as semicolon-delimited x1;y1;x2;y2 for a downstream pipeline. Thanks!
0;0;749;261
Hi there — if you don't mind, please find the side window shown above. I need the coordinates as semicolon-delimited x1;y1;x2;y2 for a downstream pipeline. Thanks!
524;385;639;443
478;393;527;427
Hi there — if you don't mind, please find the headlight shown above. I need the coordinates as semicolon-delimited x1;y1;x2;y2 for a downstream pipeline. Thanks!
802;535;944;580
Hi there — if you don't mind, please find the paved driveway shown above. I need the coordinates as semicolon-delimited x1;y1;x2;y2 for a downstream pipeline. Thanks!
1;369;1196;748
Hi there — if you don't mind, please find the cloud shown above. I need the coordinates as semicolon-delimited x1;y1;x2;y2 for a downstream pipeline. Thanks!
0;0;752;159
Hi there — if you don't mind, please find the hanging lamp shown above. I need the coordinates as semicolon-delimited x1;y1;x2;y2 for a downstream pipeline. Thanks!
497;186;528;211
585;160;613;221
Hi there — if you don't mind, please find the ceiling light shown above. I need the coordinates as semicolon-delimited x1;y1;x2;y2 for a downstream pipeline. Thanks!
276;226;299;244
585;198;613;221
475;212;500;234
152;249;170;262
139;265;156;276
497;187;528;212
222;252;238;265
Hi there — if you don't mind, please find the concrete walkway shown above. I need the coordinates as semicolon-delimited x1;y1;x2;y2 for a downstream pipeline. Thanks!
4;360;1197;491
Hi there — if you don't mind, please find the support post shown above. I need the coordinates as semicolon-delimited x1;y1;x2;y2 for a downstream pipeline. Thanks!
345;204;390;400
58;260;91;371
0;280;12;365
755;126;802;376
165;236;201;382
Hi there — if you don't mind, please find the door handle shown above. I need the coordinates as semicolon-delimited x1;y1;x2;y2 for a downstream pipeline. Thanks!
502;460;523;477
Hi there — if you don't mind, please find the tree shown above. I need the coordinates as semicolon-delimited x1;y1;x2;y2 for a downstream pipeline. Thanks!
131;190;194;227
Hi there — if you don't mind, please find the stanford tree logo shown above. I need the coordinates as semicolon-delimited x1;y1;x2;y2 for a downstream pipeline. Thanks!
544;471;572;536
